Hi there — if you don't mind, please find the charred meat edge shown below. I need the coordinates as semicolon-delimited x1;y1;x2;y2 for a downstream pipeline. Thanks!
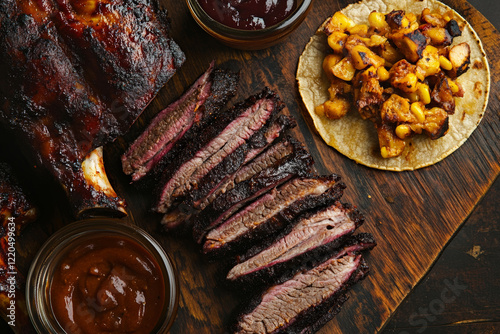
122;62;216;181
233;249;370;334
155;88;282;213
227;202;365;285
203;175;345;257
192;136;313;242
161;115;296;231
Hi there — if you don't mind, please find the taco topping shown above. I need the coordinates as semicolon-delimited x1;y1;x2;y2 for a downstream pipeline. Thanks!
316;8;471;158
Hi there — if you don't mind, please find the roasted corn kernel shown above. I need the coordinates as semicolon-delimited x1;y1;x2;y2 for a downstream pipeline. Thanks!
439;55;453;70
407;91;419;103
380;146;390;158
395;124;412;139
377;66;390;81
448;79;459;94
315;104;326;117
326;12;355;32
332;57;356;81
417;83;431;104
411;102;426;123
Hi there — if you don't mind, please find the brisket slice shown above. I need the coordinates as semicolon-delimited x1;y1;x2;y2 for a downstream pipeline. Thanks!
227;202;366;287
203;176;346;258
193;136;313;242
155;88;283;213
161;115;296;231
233;247;370;334
122;62;239;181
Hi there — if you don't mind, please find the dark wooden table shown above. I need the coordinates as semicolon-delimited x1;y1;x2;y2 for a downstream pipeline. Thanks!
383;1;500;333
1;0;498;333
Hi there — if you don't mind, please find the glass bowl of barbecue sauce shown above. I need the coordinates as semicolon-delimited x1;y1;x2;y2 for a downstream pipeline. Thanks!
186;0;314;50
26;219;178;334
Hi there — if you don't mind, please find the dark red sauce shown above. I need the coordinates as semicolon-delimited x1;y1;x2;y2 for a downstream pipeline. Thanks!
50;235;166;334
198;0;297;30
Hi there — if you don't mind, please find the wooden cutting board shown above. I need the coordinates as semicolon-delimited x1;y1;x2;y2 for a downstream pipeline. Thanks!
6;0;500;333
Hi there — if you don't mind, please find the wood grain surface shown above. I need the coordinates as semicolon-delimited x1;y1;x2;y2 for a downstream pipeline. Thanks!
1;0;499;333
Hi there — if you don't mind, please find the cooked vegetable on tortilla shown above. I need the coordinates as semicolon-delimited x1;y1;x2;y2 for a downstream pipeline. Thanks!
297;0;489;171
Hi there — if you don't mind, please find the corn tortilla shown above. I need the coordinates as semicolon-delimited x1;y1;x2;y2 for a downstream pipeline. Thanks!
297;0;490;171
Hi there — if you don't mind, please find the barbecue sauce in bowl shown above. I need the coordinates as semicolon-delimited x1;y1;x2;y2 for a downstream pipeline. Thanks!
197;0;297;30
26;219;178;334
50;235;165;333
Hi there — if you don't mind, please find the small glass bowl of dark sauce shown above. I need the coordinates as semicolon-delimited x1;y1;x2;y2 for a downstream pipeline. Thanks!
26;218;178;334
186;0;314;50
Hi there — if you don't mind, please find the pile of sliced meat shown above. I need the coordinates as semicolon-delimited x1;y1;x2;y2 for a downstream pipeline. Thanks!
122;64;376;334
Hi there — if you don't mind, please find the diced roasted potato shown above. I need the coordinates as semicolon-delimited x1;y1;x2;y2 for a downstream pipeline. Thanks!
348;24;369;37
420;25;453;46
447;42;471;78
389;59;418;93
327;32;348;54
385;10;410;30
322;54;343;80
376;122;406;158
378;41;404;65
421;107;449;139
331;57;356;81
323;98;351;119
431;74;455;114
368;11;389;31
349;45;386;70
416;45;440;80
324;11;355;34
421;8;446;28
390;29;427;63
380;94;413;123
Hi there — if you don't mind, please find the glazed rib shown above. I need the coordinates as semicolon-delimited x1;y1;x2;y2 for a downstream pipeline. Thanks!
0;0;184;216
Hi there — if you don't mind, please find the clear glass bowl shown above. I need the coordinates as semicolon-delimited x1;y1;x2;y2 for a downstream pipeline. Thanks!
186;0;314;50
26;218;178;334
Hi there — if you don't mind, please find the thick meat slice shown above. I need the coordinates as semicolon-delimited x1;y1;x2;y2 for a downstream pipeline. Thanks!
155;88;283;213
161;116;296;231
0;0;184;215
192;136;314;242
233;242;371;334
203;176;345;257
122;63;238;181
227;203;366;286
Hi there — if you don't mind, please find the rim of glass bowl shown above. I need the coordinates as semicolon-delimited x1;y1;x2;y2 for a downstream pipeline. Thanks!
25;218;179;334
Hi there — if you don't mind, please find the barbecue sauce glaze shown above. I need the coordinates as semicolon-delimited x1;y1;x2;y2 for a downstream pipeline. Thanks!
198;0;297;30
50;235;165;333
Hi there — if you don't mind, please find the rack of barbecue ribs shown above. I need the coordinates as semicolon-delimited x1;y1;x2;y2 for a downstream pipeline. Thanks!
0;0;185;217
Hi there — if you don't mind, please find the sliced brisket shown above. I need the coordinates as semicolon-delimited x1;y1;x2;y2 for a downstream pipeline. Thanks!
227;203;366;287
161;115;296;231
203;175;345;257
155;88;283;213
192;136;313;242
122;63;239;181
233;244;370;334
